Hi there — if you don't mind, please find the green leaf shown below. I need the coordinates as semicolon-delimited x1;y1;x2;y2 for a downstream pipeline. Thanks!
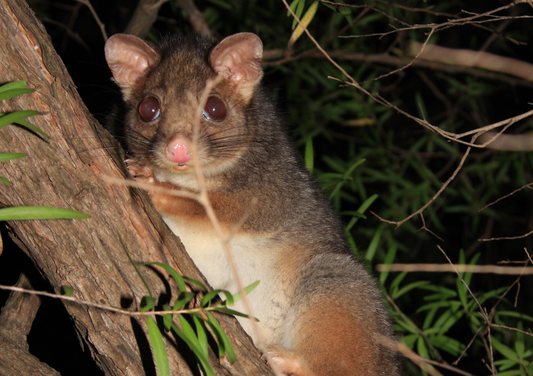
146;316;169;376
417;335;429;359
170;322;214;376
0;80;29;92
230;280;260;304
392;281;430;300
141;296;157;313
205;311;236;362
178;314;219;373
121;237;152;298
293;0;306;29
379;241;397;284
162;304;173;332
365;224;384;262
60;286;74;296
0;110;48;138
492;337;521;363
173;292;195;311
287;0;301;17
143;262;187;292
0;206;90;221
193;315;209;358
215;306;254;319
288;1;318;48
429;335;464;356
495;311;533;323
201;289;223;307
0;88;34;102
514;322;525;358
178;315;201;350
12;118;49;138
183;276;207;292
0;153;27;162
345;194;378;231
305;137;314;174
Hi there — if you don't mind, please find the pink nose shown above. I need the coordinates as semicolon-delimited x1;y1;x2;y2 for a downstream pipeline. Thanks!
166;137;191;163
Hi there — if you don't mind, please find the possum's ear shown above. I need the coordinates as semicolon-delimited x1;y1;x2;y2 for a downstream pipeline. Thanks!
210;32;263;101
105;34;160;98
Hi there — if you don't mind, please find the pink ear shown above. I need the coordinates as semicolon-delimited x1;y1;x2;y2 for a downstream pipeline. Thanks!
104;34;160;87
210;33;263;84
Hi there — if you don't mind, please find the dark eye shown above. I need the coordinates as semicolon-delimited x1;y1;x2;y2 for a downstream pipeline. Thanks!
203;96;226;122
138;97;160;122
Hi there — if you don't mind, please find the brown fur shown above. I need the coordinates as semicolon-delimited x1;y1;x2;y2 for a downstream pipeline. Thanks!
105;32;400;375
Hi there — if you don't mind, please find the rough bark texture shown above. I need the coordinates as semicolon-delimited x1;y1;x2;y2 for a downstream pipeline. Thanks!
0;0;273;375
124;0;161;39
0;273;61;376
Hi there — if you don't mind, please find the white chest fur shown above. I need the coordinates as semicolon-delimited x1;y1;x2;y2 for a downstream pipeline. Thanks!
162;214;292;346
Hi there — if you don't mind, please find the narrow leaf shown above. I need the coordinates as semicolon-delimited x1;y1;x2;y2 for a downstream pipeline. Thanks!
365;225;384;262
173;292;195;311
170;323;214;376
143;261;187;292
201;290;222;307
147;317;169;376
162;304;173;331
0;80;28;92
0;88;34;102
287;0;300;17
231;280;260;303
288;1;318;48
60;286;74;296
178;315;201;350
205;312;236;362
193;315;209;358
0;110;40;128
141;296;157;313
305;137;314;174
0;206;90;221
12;118;49;138
0;153;27;162
120;237;152;298
183;276;208;292
215;307;254;319
292;0;306;29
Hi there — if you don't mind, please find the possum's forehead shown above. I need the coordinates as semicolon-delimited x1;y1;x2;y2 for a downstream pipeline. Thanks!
147;37;216;95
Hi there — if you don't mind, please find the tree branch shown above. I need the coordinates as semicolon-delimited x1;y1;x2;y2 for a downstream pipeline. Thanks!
0;0;272;374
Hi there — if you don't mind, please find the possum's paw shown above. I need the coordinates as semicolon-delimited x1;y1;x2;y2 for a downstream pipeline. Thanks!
125;159;155;184
266;346;316;376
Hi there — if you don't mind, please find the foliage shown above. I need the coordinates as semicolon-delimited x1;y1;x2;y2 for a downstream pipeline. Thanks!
135;257;257;376
0;81;89;223
9;0;533;375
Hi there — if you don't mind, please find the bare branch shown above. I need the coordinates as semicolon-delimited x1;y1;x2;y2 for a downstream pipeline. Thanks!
376;263;533;275
75;0;107;40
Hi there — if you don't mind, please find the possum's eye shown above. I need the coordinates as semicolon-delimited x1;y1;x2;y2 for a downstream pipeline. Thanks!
139;97;161;122
203;96;226;122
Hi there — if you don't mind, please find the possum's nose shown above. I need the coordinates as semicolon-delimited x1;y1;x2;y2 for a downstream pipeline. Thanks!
166;137;191;164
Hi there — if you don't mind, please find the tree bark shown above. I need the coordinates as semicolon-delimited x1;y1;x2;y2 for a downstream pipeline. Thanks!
0;273;61;376
0;0;272;375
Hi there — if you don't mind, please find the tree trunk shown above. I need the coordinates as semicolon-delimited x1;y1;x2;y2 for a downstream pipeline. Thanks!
0;0;272;375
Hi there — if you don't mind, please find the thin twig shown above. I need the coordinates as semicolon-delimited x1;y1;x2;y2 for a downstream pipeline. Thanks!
75;0;107;40
376;263;533;274
479;182;533;212
0;284;235;317
386;295;443;361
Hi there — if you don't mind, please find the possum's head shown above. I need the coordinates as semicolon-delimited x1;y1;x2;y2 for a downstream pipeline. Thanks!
104;33;263;188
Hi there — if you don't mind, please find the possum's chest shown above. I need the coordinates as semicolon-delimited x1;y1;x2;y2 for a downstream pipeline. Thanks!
162;214;294;345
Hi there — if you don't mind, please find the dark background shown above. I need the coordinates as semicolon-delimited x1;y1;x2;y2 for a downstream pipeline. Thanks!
2;0;533;374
